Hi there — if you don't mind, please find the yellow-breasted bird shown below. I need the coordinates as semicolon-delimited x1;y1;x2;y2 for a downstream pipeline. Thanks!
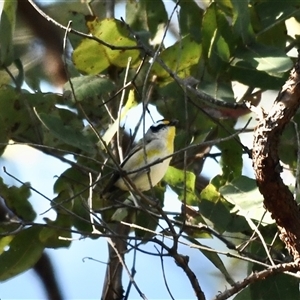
103;119;178;194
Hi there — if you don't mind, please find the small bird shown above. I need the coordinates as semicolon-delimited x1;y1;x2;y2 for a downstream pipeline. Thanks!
104;119;178;193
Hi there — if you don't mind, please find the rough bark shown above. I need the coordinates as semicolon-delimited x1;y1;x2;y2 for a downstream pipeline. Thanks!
252;53;300;261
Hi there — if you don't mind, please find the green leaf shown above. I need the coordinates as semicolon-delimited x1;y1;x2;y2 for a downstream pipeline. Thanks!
40;226;71;249
0;236;13;254
73;18;140;74
63;75;115;123
234;43;293;74
199;183;231;232
54;167;88;194
63;75;115;102
250;270;300;300
0;85;34;153
179;0;203;43
219;176;274;225
0;0;17;66
72;197;95;234
163;166;198;205
0;226;44;281
174;208;210;239
53;167;95;233
135;209;159;239
255;0;300;36
51;190;74;213
73;38;108;75
111;206;129;222
153;35;202;80
200;182;249;233
228;62;287;90
0;178;36;221
39;191;74;249
197;78;234;103
142;0;168;39
231;0;255;44
35;110;96;154
202;3;231;73
252;0;292;50
233;286;251;300
16;92;61;146
65;11;90;49
41;214;72;249
126;0;168;39
126;0;148;33
278;120;298;169
186;237;235;285
218;129;243;180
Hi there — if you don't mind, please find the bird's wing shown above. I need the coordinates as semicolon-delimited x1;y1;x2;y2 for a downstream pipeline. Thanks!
102;139;152;194
120;138;152;168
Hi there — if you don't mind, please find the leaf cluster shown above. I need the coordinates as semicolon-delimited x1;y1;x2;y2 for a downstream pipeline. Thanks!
0;0;300;299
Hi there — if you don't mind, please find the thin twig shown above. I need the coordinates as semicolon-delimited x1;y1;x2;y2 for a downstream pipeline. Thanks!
117;57;132;163
28;0;140;50
87;173;147;300
155;244;175;300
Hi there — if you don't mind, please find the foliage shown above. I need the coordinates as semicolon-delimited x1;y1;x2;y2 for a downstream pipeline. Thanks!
1;0;300;299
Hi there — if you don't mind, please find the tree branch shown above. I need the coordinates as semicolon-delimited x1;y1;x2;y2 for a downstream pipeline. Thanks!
213;261;300;300
252;52;300;260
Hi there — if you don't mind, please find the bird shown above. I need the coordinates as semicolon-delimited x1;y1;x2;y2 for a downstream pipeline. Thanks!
103;119;178;194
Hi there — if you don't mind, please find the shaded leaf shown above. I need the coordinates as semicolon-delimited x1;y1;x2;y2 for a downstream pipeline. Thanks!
231;0;255;44
200;182;249;233
63;75;115;102
135;208;159;239
53;167;95;233
250;269;300;300
126;0;168;39
179;0;203;43
0;178;35;221
228;62;286;89
35;110;96;154
279;117;298;170
234;43;293;74
73;18;140;74
185;237;235;285
40;226;71;249
202;3;231;73
174;205;210;239
220;176;274;225
233;286;251;300
143;0;168;40
66;11;90;49
0;0;17;66
0;226;44;281
164;166;198;205
199;183;231;232
254;0;300;49
41;214;72;249
153;35;201;80
0;85;33;153
218;128;243;180
197;78;235;103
